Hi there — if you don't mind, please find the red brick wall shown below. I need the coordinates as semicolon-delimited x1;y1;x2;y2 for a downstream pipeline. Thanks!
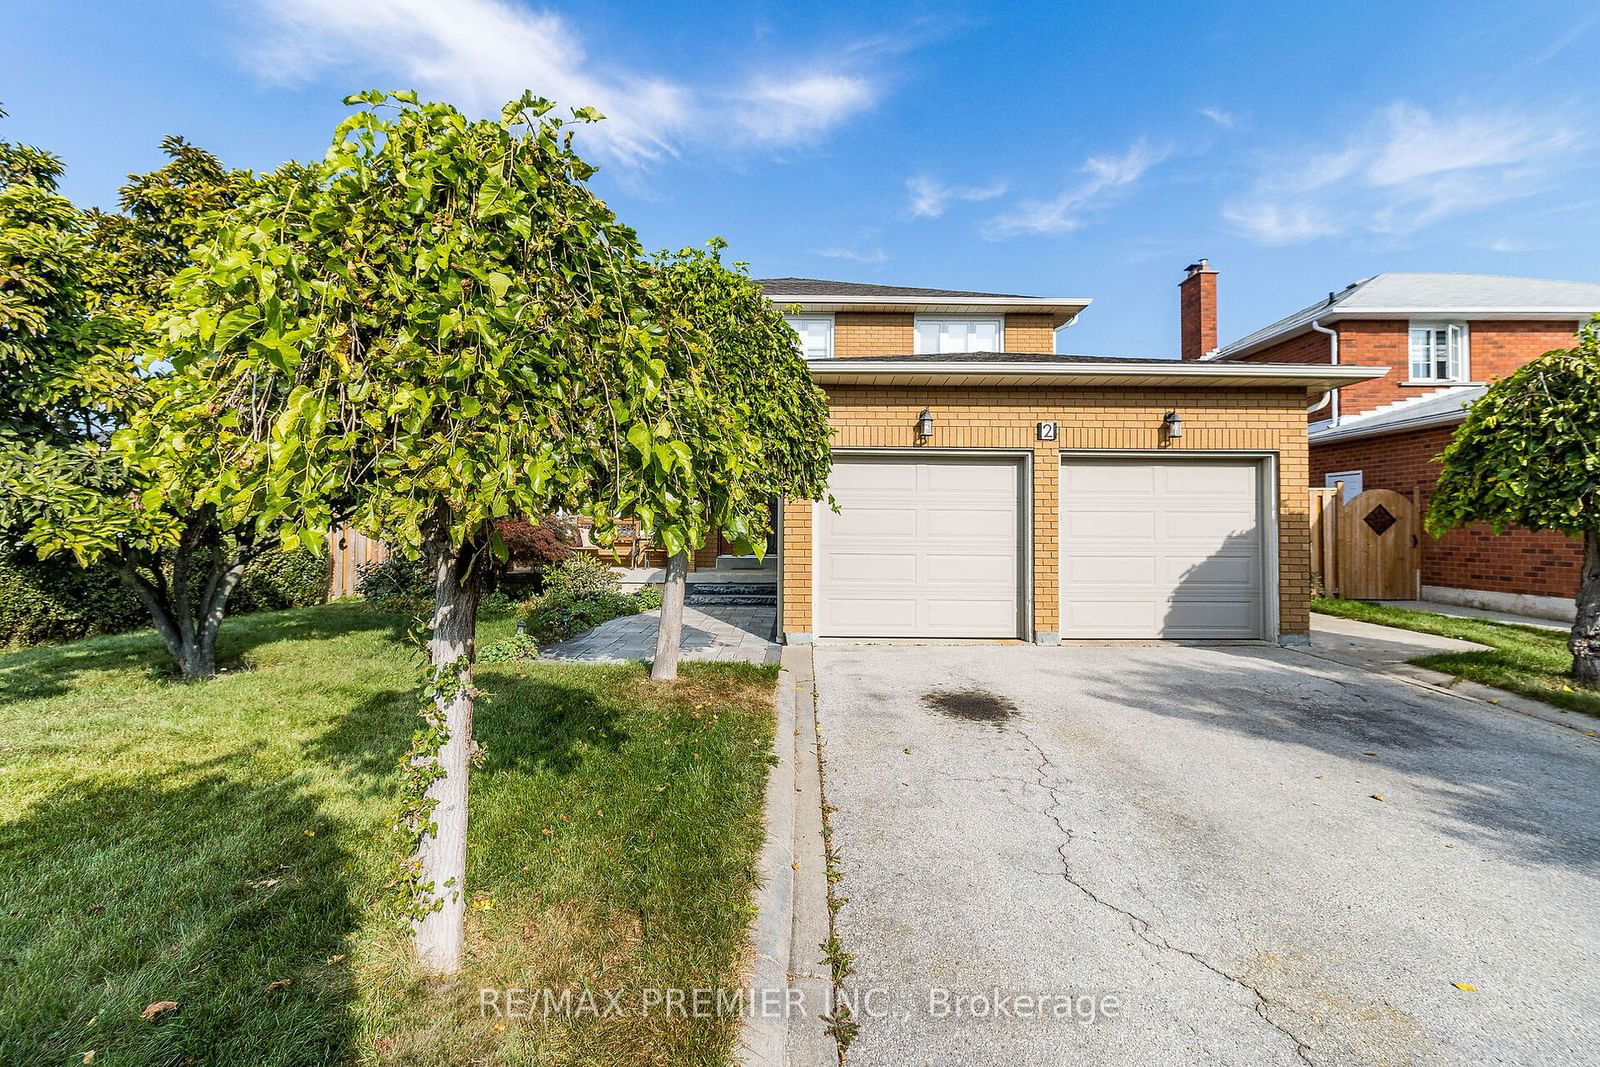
1311;426;1582;600
1234;319;1582;421
1179;269;1217;359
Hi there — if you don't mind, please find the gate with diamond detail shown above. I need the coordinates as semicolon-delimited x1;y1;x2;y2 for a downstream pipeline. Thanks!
1334;488;1419;599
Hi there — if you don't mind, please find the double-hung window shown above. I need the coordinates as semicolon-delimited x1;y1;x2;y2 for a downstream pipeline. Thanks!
914;316;1003;354
785;315;834;360
1408;322;1469;382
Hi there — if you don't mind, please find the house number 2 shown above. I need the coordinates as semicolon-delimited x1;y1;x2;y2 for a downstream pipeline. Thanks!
1036;421;1058;441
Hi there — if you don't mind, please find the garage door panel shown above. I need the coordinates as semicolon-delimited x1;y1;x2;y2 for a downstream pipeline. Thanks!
819;457;1022;639
925;506;1016;539
829;461;919;492
924;462;1018;496
1063;459;1265;639
1162;552;1260;587
1066;510;1156;540
1065;554;1160;586
1162;599;1260;636
1162;511;1259;542
1064;463;1157;494
925;552;1016;583
826;552;918;583
825;506;919;539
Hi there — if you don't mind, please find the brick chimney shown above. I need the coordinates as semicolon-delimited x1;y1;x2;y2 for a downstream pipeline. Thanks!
1179;259;1218;360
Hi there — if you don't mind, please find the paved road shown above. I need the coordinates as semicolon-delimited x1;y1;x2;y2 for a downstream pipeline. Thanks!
814;643;1600;1066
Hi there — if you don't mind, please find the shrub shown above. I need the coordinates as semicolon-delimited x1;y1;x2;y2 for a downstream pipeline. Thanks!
477;632;540;663
0;548;328;648
495;516;576;568
231;549;330;613
539;554;621;601
632;584;664;611
355;554;433;607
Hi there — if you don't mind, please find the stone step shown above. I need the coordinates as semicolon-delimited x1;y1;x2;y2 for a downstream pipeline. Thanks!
687;583;777;597
687;593;777;606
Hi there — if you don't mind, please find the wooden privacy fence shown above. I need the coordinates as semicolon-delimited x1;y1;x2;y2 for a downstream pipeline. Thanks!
1309;484;1421;600
327;527;390;599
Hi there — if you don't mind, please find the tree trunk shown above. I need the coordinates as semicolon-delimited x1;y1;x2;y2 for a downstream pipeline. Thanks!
112;545;250;682
650;549;688;682
412;536;482;975
1572;530;1600;688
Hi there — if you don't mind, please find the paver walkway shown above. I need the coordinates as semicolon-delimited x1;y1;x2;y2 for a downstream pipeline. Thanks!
541;603;778;665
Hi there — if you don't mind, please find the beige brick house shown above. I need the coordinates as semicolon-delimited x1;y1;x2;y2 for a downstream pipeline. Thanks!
758;278;1381;645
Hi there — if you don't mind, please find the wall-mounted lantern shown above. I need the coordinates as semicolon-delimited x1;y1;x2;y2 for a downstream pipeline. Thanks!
916;407;934;440
1162;410;1184;439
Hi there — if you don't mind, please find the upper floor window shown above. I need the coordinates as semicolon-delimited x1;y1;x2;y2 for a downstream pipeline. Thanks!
1408;322;1469;382
785;315;833;360
915;316;1003;354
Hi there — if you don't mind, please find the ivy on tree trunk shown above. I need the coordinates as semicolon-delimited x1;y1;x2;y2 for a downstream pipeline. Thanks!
1573;532;1600;688
411;534;481;974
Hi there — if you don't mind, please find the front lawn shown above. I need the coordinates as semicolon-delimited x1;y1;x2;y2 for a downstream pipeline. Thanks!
1312;597;1599;719
0;603;777;1066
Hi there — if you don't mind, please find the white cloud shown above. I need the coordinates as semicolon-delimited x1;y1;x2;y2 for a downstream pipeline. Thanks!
244;0;879;164
1225;102;1578;245
1199;107;1237;128
727;73;878;146
985;139;1167;238
905;175;1007;218
812;244;888;264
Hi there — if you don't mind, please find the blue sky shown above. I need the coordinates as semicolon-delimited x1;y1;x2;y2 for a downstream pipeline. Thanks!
5;0;1598;357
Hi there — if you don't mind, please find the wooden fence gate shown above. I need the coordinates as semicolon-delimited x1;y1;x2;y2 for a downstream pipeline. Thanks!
327;527;390;599
1309;485;1420;600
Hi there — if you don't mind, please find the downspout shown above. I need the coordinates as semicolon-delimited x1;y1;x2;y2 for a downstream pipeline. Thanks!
1309;318;1339;423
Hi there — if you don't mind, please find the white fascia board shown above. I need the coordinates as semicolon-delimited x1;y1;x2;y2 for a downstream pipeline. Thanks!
808;360;1387;387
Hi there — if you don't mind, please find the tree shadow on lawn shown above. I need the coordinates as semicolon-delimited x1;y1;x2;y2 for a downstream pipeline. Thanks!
0;753;364;1067
1067;645;1600;875
0;603;412;704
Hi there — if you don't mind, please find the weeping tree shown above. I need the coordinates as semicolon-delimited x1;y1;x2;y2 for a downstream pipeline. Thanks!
644;241;832;680
1428;318;1600;687
148;90;795;972
0;118;265;678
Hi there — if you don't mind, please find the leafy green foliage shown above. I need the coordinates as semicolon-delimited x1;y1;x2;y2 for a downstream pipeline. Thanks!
354;553;434;608
519;586;658;646
1428;320;1600;539
0;548;326;648
538;553;623;601
646;240;833;556
476;632;540;663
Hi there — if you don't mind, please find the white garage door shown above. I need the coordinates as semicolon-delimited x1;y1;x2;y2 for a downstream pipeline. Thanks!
1061;458;1265;639
816;456;1023;638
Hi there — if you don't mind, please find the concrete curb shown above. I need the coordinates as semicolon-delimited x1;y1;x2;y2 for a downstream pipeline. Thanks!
737;650;798;1067
785;647;838;1066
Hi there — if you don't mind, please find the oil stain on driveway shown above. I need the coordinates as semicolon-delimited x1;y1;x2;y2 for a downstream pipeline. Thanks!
813;643;1600;1066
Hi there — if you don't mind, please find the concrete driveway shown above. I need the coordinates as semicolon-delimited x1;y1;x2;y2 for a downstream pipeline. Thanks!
814;643;1600;1066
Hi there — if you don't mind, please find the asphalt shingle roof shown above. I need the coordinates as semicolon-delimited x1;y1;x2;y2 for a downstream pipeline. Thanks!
1213;272;1600;360
755;277;1041;299
1310;385;1487;443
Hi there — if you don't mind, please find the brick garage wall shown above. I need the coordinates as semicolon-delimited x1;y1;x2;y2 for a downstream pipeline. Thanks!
782;386;1311;638
1003;313;1058;353
834;312;913;356
1311;426;1583;599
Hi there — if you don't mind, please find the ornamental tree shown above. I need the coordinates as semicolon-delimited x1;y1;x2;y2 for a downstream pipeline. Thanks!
0;121;265;679
1427;319;1600;686
147;91;771;973
642;242;832;680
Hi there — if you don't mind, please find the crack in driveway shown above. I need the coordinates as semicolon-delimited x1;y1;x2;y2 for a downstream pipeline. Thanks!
1012;720;1318;1066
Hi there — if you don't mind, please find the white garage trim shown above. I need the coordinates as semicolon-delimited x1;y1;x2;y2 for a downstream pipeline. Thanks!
816;449;1033;641
1058;450;1279;641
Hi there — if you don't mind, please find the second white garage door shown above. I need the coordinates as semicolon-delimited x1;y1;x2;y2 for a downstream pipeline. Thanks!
1061;458;1267;639
816;456;1024;639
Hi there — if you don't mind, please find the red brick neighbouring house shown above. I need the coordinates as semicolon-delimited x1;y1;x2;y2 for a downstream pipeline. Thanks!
1184;264;1600;620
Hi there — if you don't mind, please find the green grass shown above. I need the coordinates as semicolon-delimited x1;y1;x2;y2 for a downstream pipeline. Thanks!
1312;597;1599;718
0;603;778;1066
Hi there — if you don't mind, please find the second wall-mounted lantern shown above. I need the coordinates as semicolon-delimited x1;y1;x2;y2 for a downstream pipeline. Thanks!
1162;410;1184;439
917;407;934;440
